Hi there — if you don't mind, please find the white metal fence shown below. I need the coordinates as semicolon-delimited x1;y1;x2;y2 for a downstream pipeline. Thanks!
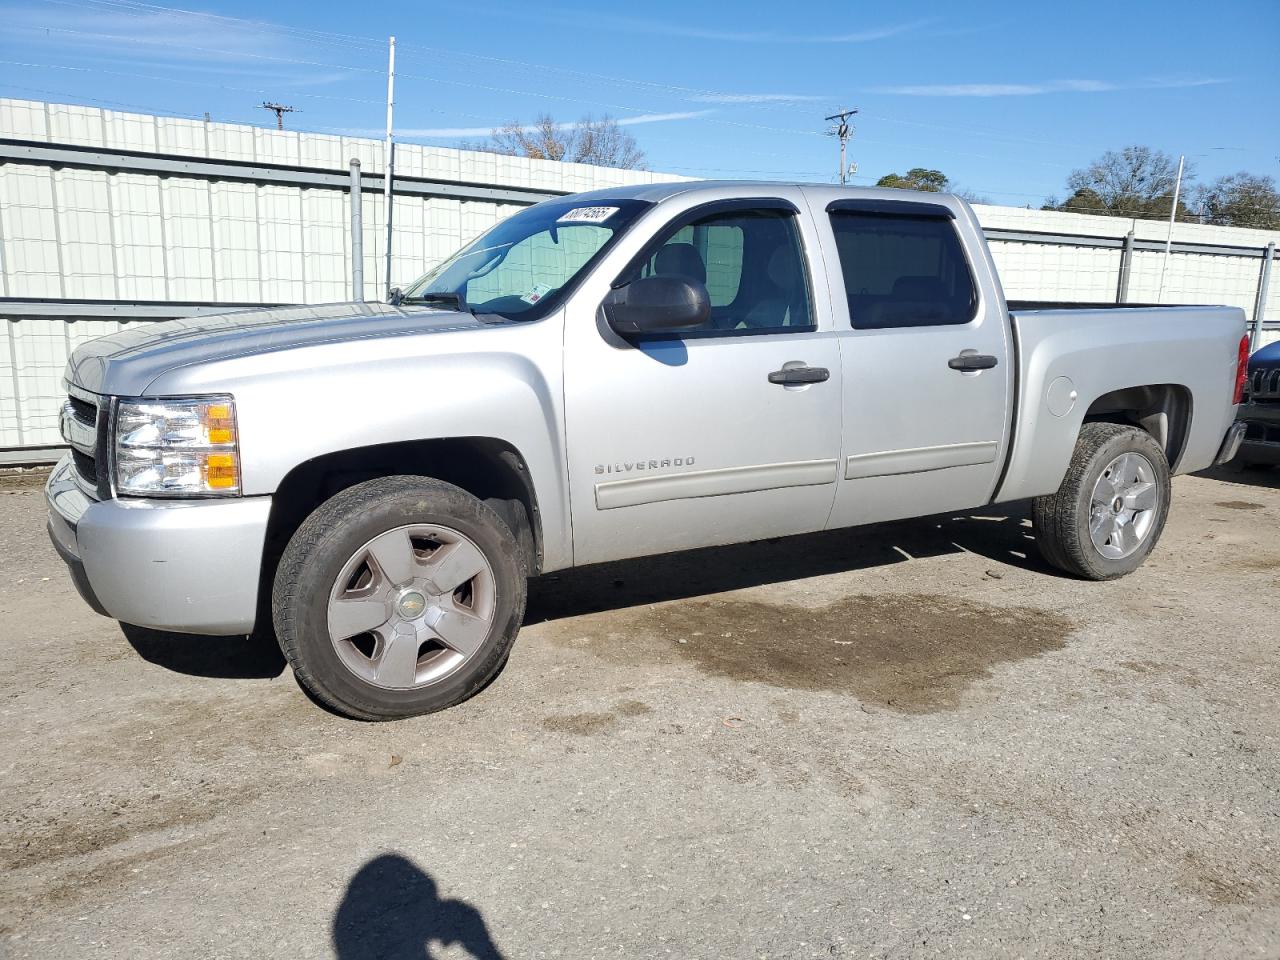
2;97;1278;460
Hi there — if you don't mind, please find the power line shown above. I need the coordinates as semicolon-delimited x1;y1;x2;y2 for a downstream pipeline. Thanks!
20;0;1113;157
14;0;1269;203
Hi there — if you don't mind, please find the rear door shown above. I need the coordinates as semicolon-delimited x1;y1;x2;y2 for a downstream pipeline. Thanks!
814;196;1013;527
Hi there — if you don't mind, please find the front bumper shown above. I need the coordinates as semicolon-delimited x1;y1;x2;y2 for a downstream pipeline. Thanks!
45;455;272;635
1234;399;1280;465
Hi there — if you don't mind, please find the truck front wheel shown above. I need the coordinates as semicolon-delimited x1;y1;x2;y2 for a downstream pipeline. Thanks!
272;476;527;720
1032;423;1171;580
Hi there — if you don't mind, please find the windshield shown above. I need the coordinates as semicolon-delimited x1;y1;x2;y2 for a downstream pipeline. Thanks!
401;198;653;320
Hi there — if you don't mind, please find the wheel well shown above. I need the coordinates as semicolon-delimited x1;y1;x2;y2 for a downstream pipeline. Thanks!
256;438;542;630
1082;384;1192;468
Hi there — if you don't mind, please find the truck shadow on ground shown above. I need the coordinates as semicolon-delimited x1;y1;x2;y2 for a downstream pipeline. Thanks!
1196;463;1280;490
119;623;286;679
332;853;507;960
526;500;1051;624
115;502;1047;682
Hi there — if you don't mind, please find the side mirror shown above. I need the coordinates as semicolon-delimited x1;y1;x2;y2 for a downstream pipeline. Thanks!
603;275;710;336
387;287;404;306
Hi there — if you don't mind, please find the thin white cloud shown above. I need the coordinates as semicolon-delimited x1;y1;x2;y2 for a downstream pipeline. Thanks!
822;21;934;43
380;111;713;139
533;9;932;44
872;77;1228;97
5;4;294;63
689;93;825;104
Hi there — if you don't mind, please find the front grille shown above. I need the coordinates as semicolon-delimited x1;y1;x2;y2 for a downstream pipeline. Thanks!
68;395;96;425
63;389;104;493
1247;367;1280;404
72;448;98;484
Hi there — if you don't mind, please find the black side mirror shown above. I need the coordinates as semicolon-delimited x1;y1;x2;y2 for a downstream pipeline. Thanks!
603;275;710;336
387;287;404;306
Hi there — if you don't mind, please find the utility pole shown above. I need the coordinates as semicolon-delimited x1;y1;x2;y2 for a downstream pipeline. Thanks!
260;102;295;130
825;108;858;185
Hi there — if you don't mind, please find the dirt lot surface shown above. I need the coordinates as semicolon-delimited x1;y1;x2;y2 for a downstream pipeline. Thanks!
1;466;1277;959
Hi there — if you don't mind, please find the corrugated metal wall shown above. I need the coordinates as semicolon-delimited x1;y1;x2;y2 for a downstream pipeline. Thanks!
2;97;1278;456
975;204;1280;318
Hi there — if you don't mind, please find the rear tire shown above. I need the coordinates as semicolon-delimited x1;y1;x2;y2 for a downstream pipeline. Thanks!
1033;423;1171;581
272;476;527;720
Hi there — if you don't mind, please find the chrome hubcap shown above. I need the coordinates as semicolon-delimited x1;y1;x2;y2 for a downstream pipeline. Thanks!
1088;452;1160;560
326;524;496;690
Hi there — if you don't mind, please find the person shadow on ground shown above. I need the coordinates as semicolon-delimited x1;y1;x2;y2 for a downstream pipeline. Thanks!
332;853;507;960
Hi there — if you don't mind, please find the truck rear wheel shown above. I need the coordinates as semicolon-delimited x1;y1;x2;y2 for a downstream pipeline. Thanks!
272;476;527;720
1032;423;1171;581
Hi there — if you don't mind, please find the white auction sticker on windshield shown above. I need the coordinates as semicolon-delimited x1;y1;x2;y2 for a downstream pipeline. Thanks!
556;206;619;224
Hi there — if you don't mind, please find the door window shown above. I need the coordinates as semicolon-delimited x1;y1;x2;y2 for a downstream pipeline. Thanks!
626;208;813;334
829;212;977;329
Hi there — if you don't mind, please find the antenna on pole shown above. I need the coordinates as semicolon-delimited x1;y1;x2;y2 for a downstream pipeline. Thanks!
1157;153;1186;303
260;102;296;130
382;35;397;299
825;108;858;185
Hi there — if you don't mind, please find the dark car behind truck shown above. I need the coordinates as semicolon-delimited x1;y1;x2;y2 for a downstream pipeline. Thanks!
1233;340;1280;468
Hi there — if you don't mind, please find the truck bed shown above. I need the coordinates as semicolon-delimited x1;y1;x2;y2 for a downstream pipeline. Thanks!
995;304;1247;503
1007;300;1170;311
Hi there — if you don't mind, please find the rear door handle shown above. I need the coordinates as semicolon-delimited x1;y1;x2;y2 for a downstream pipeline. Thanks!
948;353;999;371
768;365;830;385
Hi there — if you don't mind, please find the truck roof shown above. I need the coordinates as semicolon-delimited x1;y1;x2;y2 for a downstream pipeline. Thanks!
561;180;966;208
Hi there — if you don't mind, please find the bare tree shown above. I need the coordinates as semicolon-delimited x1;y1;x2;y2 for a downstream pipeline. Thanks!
1048;145;1195;220
467;114;646;169
1191;173;1280;230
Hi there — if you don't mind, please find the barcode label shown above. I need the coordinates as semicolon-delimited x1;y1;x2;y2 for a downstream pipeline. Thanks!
556;206;619;224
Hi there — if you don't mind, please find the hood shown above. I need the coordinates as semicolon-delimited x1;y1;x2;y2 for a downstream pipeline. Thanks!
1249;339;1280;370
66;301;488;395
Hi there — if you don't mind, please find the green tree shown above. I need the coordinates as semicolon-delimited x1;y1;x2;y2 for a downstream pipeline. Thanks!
1191;173;1280;230
876;168;950;192
875;168;987;203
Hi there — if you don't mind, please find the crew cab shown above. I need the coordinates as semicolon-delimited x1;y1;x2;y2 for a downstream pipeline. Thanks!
46;182;1250;719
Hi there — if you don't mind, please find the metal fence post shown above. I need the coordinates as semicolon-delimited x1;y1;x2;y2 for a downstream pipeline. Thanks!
349;159;364;303
1116;229;1134;304
1252;241;1275;354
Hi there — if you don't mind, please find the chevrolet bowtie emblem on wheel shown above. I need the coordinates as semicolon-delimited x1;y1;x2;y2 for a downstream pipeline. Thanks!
395;590;428;618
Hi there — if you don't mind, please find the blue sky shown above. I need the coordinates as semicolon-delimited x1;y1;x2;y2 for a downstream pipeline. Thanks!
1;0;1277;207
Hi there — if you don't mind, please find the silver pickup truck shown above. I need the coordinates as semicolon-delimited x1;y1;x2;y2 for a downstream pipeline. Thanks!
46;182;1250;719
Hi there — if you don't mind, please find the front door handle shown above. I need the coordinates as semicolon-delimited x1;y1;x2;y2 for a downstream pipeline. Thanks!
948;353;999;372
768;365;830;385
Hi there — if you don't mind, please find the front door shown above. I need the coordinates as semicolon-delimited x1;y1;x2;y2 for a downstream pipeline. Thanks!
563;194;842;566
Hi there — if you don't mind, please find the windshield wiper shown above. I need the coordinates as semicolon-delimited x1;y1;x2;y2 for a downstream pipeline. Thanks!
398;291;472;313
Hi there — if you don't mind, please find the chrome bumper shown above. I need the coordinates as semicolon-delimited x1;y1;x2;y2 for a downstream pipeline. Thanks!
1215;421;1248;465
45;455;272;635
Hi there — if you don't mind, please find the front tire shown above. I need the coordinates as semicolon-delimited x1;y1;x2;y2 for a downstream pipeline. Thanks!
1033;423;1171;580
272;476;527;720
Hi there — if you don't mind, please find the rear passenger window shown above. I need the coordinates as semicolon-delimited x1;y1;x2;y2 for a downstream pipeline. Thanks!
829;212;977;329
629;208;813;335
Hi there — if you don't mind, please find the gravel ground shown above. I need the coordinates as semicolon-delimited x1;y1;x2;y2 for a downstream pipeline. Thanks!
0;466;1277;959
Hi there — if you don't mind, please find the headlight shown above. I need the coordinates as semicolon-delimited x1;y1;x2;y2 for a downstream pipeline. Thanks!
113;397;241;497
